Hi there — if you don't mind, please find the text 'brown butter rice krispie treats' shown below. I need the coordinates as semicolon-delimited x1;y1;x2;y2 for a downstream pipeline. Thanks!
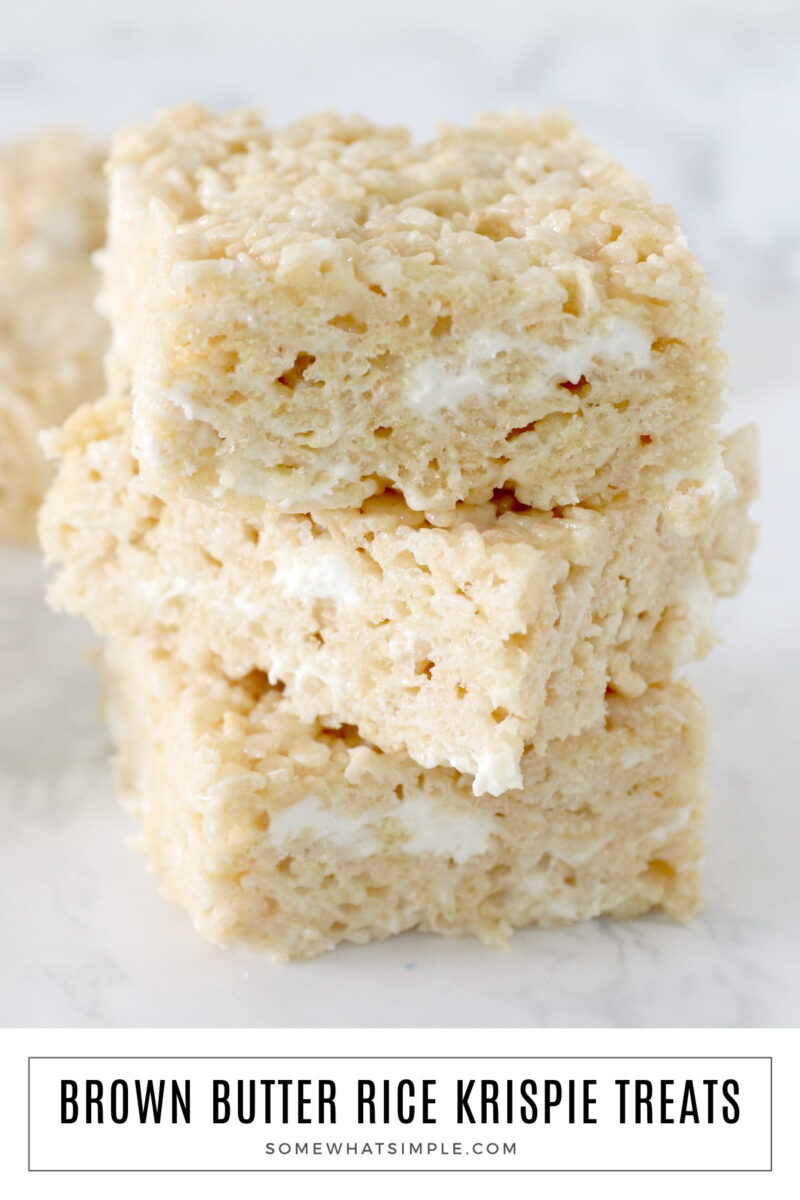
107;636;708;961
0;130;108;541
40;395;756;795
104;105;728;520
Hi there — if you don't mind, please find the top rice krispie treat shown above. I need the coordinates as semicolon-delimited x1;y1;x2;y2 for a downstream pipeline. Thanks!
105;105;728;517
0;130;107;540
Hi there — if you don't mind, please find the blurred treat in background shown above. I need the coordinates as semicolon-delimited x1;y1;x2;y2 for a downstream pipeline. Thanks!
0;130;107;541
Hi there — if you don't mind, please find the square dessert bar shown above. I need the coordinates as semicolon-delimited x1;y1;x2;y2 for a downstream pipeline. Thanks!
108;637;708;961
0;130;107;541
40;396;756;795
105;104;727;519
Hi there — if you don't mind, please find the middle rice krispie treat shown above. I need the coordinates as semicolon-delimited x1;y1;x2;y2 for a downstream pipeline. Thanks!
40;396;756;795
104;105;729;521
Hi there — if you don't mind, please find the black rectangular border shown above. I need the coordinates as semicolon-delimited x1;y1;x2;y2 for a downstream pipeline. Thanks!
28;1055;773;1173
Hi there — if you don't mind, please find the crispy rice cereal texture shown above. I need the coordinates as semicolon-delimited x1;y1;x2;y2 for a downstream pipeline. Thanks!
107;637;708;961
41;399;756;795
35;105;758;959
0;130;108;541
105;105;727;520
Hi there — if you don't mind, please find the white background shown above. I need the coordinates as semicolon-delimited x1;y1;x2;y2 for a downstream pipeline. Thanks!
28;1053;771;1171
1;0;799;1029
4;1027;796;1197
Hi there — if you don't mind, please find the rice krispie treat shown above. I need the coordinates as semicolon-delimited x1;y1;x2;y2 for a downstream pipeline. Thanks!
0;130;108;541
40;395;756;794
105;104;727;520
108;637;708;960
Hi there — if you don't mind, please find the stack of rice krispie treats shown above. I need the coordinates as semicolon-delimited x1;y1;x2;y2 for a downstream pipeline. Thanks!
0;131;107;541
40;106;757;960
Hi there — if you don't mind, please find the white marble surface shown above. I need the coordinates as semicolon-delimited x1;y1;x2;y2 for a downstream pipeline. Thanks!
1;294;797;1028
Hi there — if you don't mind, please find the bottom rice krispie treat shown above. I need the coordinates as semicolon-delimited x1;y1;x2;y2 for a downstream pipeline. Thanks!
107;638;708;961
0;129;107;541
